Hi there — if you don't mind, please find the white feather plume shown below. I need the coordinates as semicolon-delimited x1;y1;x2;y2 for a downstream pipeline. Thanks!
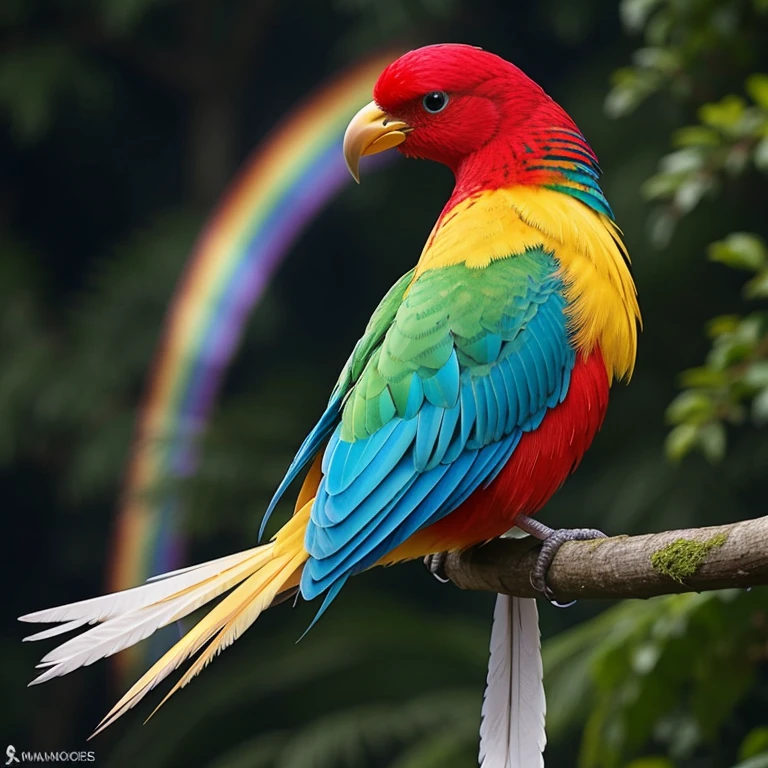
19;545;271;685
19;546;263;626
479;595;546;768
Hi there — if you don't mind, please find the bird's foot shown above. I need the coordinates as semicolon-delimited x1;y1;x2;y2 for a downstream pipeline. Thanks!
515;514;607;605
423;552;451;583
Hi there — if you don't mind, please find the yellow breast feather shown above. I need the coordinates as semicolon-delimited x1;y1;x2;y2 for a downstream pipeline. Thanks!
413;187;641;383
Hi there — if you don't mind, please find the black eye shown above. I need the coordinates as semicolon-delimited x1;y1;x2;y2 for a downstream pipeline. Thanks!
422;91;449;114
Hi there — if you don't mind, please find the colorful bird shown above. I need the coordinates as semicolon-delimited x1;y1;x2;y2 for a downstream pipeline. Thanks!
20;44;640;765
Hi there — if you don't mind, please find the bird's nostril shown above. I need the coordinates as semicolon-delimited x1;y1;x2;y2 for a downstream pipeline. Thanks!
382;118;390;126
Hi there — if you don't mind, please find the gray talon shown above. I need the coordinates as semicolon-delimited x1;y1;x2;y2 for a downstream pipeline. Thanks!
524;524;607;604
423;553;450;583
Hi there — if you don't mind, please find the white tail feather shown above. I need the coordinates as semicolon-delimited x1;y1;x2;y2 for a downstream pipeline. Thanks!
19;546;263;625
479;595;546;768
144;549;262;582
19;499;311;736
23;618;91;643
20;545;272;686
91;550;302;735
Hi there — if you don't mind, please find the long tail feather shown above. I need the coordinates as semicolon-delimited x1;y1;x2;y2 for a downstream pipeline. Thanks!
20;502;312;735
479;595;546;768
20;545;264;625
91;548;304;736
27;551;274;683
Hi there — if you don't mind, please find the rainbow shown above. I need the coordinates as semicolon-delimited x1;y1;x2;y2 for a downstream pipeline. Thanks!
110;52;400;662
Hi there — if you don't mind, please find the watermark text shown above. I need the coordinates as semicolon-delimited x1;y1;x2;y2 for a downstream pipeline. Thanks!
5;746;95;764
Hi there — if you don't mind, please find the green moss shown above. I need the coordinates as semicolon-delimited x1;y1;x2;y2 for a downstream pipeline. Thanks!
650;533;728;583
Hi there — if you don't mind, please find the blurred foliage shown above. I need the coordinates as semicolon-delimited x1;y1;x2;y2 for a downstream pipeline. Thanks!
546;589;768;767
553;2;768;766
1;1;766;768
606;0;768;465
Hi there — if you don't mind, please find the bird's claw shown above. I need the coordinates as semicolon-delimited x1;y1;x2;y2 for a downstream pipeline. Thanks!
530;527;607;607
423;552;451;583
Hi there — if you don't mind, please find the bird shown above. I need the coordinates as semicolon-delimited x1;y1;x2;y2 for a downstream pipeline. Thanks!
20;43;640;764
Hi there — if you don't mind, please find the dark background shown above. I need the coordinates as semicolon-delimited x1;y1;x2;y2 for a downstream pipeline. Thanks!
2;1;767;767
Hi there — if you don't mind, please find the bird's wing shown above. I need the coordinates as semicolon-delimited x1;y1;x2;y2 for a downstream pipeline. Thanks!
301;248;576;606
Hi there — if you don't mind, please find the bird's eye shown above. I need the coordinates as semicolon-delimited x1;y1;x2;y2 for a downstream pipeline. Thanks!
422;91;449;114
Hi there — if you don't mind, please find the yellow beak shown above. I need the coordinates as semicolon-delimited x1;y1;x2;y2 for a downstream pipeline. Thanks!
343;101;410;183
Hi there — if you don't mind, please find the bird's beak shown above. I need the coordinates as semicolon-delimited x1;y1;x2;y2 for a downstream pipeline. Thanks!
343;101;410;183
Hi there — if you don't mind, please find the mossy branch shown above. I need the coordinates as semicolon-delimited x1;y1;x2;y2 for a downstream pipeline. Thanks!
441;515;768;600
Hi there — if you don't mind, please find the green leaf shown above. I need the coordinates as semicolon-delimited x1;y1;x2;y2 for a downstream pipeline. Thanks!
620;0;665;33
743;362;768;388
665;424;699;461
605;66;661;117
699;96;746;132
741;728;768;761
633;47;679;74
674;176;711;214
626;759;677;768
678;367;728;388
606;86;639;118
642;173;684;200
708;338;754;369
673;126;721;147
666;391;715;425
744;271;768;298
708;233;767;272
659;148;704;174
646;8;672;44
696;422;726;462
735;315;766;345
707;315;742;337
746;74;768;109
631;642;662;674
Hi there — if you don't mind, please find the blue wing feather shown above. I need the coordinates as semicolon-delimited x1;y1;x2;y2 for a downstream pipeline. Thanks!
488;365;509;443
422;349;461;408
471;376;489;450
303;460;454;596
319;418;418;524
426;403;461;470
414;404;444;471
527;333;551;407
326;418;418;507
326;418;399;495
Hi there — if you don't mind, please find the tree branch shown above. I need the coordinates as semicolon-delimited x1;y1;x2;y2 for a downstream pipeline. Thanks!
441;515;768;600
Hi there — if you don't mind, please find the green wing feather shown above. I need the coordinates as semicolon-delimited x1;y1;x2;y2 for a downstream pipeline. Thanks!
340;251;561;441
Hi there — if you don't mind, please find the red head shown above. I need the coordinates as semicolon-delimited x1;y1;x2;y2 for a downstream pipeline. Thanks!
344;44;601;206
373;44;550;166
